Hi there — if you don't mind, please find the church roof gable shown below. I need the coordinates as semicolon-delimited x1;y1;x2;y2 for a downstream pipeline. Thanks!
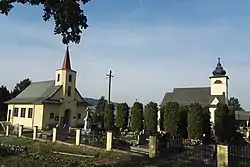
160;92;173;106
161;87;210;106
209;95;226;105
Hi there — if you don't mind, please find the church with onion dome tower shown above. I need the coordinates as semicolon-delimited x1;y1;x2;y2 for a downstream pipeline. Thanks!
160;58;249;131
209;58;229;125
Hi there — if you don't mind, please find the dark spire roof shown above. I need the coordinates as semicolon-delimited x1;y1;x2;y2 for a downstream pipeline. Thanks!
212;58;226;76
62;46;71;70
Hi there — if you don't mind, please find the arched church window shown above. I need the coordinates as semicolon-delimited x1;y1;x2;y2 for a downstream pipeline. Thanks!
214;80;222;84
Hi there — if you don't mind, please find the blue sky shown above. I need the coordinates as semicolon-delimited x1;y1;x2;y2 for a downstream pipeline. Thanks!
1;0;250;108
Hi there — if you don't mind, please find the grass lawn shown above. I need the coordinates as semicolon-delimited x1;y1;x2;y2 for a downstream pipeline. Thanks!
0;136;211;167
0;136;147;167
147;158;211;167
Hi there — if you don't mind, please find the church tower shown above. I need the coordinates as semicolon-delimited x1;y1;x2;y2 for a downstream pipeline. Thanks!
209;58;229;125
210;58;229;102
55;46;77;126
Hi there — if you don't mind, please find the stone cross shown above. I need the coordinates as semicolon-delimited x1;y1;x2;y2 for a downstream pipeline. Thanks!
84;108;91;131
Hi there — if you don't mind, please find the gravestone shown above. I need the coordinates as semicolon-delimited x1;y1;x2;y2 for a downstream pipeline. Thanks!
58;124;70;140
13;124;19;135
138;130;147;145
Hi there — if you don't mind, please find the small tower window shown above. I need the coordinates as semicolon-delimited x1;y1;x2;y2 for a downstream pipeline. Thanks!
214;80;222;84
69;74;72;82
57;74;60;82
67;86;71;96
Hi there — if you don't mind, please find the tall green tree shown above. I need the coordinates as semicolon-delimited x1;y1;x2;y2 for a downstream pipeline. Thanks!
95;96;107;129
228;97;244;111
215;103;236;143
144;102;158;135
202;106;212;141
0;85;11;120
163;102;180;136
11;78;31;98
130;102;143;132
187;103;203;139
115;103;129;130
159;106;165;131
0;0;91;45
104;103;115;131
178;105;188;139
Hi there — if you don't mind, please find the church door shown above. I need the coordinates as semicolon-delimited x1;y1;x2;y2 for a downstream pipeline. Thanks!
64;109;71;126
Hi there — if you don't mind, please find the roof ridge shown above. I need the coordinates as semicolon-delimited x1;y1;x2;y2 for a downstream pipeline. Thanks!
174;86;209;89
31;80;54;84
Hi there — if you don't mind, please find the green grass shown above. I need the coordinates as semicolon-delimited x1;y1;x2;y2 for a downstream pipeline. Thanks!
0;136;211;167
0;136;147;166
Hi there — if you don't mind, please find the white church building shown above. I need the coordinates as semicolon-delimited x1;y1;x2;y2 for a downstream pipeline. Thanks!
160;58;250;127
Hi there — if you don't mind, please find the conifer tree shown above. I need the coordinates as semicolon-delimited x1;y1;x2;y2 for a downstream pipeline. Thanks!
202;106;212;141
104;103;115;131
144;102;158;135
95;96;107;129
115;103;129;130
130;102;143;132
159;106;165;131
187;103;203;139
215;103;237;143
178;105;188;139
163;102;180;136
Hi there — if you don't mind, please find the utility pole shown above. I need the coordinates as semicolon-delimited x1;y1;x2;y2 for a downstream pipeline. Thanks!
106;70;114;104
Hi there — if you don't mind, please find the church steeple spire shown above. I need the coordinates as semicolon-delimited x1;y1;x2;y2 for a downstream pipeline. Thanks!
212;57;226;76
62;46;71;70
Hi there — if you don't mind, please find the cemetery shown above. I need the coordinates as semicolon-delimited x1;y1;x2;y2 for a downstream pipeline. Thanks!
0;50;250;166
1;119;250;167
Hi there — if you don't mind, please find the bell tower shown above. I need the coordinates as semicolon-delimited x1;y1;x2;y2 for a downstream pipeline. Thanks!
55;46;77;126
209;58;229;103
209;58;229;125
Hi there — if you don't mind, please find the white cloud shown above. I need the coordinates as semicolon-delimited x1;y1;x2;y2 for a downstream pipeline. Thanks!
1;17;250;109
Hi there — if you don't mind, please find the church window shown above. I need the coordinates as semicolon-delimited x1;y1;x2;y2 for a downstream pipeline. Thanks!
69;75;72;82
77;113;81;119
50;113;55;119
214;80;222;84
20;108;26;117
13;108;18;117
57;74;60;82
67;86;71;96
28;108;33;118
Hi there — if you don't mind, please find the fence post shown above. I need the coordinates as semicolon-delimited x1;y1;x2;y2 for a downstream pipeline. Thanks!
217;144;228;167
33;126;38;140
5;125;10;136
106;131;112;151
52;127;57;143
18;125;23;137
246;128;250;141
75;129;81;146
149;136;157;158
